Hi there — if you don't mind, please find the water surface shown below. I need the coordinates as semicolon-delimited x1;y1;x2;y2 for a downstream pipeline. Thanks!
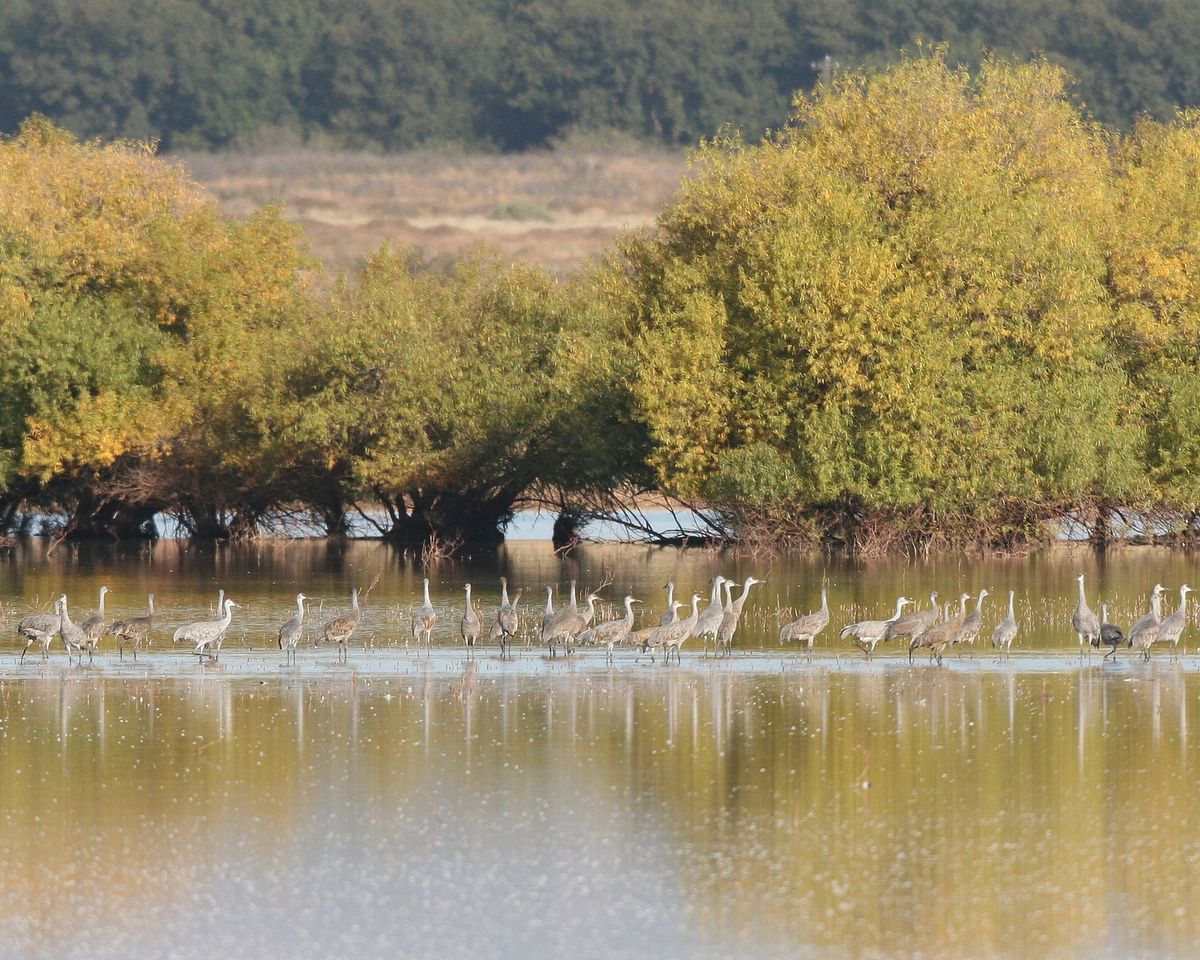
0;540;1197;959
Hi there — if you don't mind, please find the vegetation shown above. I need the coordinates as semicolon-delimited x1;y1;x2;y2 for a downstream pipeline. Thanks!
617;53;1200;552
2;0;1200;151
7;53;1200;553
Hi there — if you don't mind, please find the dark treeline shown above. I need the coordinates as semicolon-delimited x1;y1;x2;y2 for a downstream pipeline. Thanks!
7;55;1200;554
1;0;1199;150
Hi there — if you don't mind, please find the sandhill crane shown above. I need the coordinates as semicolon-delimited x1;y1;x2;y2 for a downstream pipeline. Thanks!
716;576;761;657
490;579;522;657
659;582;676;627
58;595;88;664
693;576;727;657
1097;604;1125;661
80;586;109;650
910;594;969;665
321;588;361;661
544;584;605;657
841;597;911;657
174;589;223;643
109;594;155;660
412;578;437;649
1127;584;1165;654
182;598;238;660
278;593;307;663
1072;574;1100;655
953;588;989;656
991;591;1018;659
633;601;682;663
662;593;703;664
461;583;481;651
1153;584;1192;659
885;591;939;648
17;599;62;663
579;596;641;662
538;585;556;638
779;585;830;658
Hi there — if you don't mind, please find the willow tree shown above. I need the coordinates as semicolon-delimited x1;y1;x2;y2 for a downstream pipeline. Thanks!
620;54;1145;550
0;117;312;538
270;250;642;546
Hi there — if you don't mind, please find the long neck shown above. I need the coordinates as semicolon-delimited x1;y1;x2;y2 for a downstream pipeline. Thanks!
351;589;360;614
975;594;985;614
297;595;306;618
733;580;753;612
819;587;828;614
709;579;722;604
1181;587;1190;608
98;590;106;616
500;579;510;606
222;601;233;626
423;580;432;606
890;600;906;621
624;598;636;624
61;601;71;625
465;584;473;611
1078;579;1087;605
929;593;938;611
1007;592;1015;619
544;587;554;613
1153;594;1163;619
666;583;675;606
690;596;700;618
569;582;578;609
584;594;596;617
218;590;225;611
148;595;155;615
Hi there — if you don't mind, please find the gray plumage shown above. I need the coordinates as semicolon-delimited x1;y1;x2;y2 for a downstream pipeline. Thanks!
461;583;481;648
692;576;727;657
1072;574;1100;652
715;576;761;657
178;598;238;658
58;595;88;663
991;591;1018;658
543;591;599;657
17;600;62;662
1098;603;1125;661
885;591;939;646
953;588;989;653
80;585;109;648
840;596;911;657
779;585;830;656
412;578;437;647
1151;584;1192;657
580;595;640;661
109;593;155;660
175;589;224;643
278;593;307;662
632;601;682;663
321;588;361;660
659;582;676;627
661;593;703;663
1127;584;1165;654
909;593;969;665
490;579;522;657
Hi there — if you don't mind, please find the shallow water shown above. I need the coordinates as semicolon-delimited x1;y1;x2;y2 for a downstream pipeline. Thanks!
1;540;1199;958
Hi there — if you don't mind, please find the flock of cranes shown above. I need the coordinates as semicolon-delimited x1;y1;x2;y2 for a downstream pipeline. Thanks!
8;573;1189;665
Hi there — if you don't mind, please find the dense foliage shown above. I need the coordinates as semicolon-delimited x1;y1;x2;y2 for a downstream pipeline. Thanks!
618;54;1200;551
8;54;1200;552
1;0;1199;150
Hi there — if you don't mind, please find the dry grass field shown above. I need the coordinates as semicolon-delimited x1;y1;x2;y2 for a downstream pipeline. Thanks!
175;142;688;275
